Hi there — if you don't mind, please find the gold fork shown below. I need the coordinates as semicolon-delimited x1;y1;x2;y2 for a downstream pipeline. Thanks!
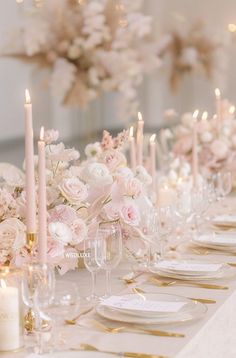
65;307;93;325
92;319;185;337
71;343;169;358
149;276;228;290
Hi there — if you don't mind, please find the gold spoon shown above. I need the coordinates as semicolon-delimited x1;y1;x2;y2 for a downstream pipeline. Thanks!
71;343;169;358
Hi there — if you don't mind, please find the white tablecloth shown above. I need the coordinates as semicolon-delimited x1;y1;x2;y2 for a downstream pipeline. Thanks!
7;198;236;358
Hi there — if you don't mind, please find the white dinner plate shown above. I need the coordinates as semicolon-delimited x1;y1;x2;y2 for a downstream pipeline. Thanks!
212;215;236;227
193;234;236;248
96;293;207;325
149;260;235;281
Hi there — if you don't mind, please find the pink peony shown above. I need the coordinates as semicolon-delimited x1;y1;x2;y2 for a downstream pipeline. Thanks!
46;142;80;162
0;218;26;262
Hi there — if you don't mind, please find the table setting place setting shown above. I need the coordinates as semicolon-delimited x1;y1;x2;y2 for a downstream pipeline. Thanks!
1;84;236;358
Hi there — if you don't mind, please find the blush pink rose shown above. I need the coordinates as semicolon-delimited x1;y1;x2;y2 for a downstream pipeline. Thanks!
118;177;143;198
99;149;127;172
120;203;140;226
58;177;88;204
71;218;88;244
210;140;228;160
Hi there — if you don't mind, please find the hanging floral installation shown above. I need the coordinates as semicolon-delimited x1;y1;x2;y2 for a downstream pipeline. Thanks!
157;21;224;91
6;0;161;118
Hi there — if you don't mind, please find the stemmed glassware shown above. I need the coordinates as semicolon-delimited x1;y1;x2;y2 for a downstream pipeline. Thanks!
22;263;55;353
95;223;122;298
212;171;232;201
84;238;101;302
35;280;79;351
156;206;175;259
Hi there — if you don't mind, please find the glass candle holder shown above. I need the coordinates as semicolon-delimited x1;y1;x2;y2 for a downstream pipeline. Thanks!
0;267;24;352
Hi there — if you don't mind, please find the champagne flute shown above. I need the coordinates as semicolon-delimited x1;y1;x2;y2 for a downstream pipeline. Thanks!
95;223;122;298
84;238;101;302
156;206;175;259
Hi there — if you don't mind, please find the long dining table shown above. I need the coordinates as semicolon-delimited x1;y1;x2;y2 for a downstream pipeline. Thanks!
10;197;236;358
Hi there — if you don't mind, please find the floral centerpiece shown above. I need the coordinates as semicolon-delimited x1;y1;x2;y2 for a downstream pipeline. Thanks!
0;129;154;273
7;0;160;118
172;101;236;181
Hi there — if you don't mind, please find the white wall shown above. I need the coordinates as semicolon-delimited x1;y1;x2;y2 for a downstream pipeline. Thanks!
1;0;236;147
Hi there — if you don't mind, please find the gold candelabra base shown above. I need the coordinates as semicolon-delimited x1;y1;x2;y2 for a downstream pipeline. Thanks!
26;232;37;253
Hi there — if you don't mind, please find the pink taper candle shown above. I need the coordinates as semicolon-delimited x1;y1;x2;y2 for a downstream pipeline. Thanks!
149;134;156;191
24;89;36;234
215;88;222;135
192;110;199;188
136;111;144;166
129;126;136;170
38;127;47;264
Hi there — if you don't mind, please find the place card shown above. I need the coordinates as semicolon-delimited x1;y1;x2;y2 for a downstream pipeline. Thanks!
157;260;223;272
101;295;187;313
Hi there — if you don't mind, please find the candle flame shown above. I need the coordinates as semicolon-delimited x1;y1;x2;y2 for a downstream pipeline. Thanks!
138;111;143;121
0;279;6;289
25;89;31;104
129;126;134;138
202;111;208;121
228;23;236;33
229;105;235;115
40;126;45;141
215;88;221;98
193;110;199;120
150;134;156;143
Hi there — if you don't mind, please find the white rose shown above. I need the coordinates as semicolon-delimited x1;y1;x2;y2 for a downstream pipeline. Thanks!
0;163;25;187
135;166;152;186
200;132;213;143
116;167;134;179
81;163;113;186
0;218;26;252
48;222;72;244
85;142;102;158
44;129;59;144
59;177;88;204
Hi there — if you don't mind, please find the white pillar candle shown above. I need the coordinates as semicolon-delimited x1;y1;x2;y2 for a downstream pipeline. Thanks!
215;88;222;135
192;110;199;188
129;126;136;170
136;111;144;166
0;279;20;351
149;134;156;191
38;127;47;264
157;185;177;207
24;89;36;234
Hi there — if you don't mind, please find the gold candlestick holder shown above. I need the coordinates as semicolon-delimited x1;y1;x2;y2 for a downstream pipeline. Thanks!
26;232;37;253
